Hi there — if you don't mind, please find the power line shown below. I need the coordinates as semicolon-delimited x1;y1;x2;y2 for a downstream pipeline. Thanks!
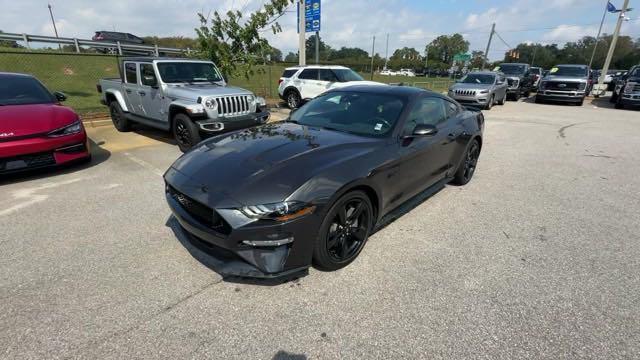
493;31;512;49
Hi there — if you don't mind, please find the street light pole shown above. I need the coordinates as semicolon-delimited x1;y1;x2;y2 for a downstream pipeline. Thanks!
370;35;376;80
595;0;630;97
482;23;496;70
298;0;306;66
47;3;61;50
589;0;610;69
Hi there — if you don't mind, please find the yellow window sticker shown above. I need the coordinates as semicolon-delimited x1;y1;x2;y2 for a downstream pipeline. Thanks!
550;67;559;73
493;66;501;71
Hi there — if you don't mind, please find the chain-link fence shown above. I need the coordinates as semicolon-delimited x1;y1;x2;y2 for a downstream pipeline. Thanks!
0;49;455;116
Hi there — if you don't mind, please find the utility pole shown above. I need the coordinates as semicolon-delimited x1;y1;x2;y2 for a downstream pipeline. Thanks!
370;36;376;80
47;3;61;50
315;31;319;64
595;0;630;97
384;33;389;70
298;0;306;66
482;23;495;70
589;0;611;69
531;45;538;66
424;45;429;76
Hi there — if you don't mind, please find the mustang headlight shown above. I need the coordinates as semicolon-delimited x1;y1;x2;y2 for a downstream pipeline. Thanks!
240;201;315;222
48;120;82;137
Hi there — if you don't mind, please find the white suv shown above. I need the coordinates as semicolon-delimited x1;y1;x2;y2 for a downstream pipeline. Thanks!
278;65;383;108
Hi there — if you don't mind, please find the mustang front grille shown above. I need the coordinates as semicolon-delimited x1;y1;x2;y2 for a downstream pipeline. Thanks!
167;185;231;235
214;95;252;117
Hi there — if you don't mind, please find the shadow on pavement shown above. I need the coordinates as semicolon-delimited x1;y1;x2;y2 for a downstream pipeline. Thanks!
272;350;307;360
0;137;111;186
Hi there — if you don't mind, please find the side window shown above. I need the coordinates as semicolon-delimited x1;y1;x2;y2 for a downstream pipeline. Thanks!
319;69;338;82
298;69;319;80
140;64;157;87
403;97;447;134
445;100;458;117
124;62;137;84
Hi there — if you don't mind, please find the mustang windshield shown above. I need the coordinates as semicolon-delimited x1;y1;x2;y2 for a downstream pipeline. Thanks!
157;62;224;83
460;74;495;85
551;66;588;77
290;91;406;137
0;76;55;106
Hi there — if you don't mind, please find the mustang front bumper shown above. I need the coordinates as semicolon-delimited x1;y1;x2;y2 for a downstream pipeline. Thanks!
164;167;323;279
197;110;270;133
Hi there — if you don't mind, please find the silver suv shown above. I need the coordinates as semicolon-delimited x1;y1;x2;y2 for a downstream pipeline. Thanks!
447;71;508;110
98;57;268;152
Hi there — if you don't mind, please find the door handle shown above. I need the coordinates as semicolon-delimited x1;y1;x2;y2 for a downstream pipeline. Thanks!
447;133;458;140
138;91;146;96
125;89;132;94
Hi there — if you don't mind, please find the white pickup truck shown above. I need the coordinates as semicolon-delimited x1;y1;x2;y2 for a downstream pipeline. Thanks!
97;57;269;152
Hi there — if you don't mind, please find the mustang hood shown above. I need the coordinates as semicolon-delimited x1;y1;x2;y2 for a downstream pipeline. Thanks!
0;103;78;139
169;122;381;205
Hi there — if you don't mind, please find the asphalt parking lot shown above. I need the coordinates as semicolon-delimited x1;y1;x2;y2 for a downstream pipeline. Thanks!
1;98;639;359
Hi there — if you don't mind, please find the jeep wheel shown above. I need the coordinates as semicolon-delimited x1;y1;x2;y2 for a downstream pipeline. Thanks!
286;90;302;109
485;95;494;110
109;101;130;132
173;114;201;153
497;92;506;105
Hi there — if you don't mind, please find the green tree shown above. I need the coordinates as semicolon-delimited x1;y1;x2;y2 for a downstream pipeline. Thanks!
142;36;198;49
305;34;332;61
0;30;22;48
194;0;294;79
330;46;369;60
427;34;469;66
388;47;422;69
284;51;298;62
469;50;485;69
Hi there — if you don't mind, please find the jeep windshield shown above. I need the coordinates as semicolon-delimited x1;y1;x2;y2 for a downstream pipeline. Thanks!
460;74;495;85
333;69;364;82
157;62;224;84
551;66;588;77
289;91;405;138
498;64;526;75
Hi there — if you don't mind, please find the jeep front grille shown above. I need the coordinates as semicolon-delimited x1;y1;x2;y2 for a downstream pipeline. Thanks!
454;89;476;96
215;95;252;117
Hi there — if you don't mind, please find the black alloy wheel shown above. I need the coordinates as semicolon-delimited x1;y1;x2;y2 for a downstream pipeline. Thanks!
313;191;373;271
173;114;201;153
109;101;130;132
452;139;480;185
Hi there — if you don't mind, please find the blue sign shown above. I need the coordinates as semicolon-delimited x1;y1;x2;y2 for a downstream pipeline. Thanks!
298;0;321;33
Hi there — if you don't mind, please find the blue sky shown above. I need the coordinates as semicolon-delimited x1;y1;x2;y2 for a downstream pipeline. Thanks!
1;0;638;60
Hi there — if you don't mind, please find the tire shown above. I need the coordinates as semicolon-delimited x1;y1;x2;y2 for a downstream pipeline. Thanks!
485;95;494;110
285;89;302;109
615;97;624;109
535;96;543;104
497;92;506;105
312;191;374;271
514;91;521;101
109;101;130;132
610;92;618;103
577;99;584;106
452;139;481;186
172;113;201;153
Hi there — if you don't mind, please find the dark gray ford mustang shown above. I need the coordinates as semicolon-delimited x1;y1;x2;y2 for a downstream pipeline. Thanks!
164;85;484;279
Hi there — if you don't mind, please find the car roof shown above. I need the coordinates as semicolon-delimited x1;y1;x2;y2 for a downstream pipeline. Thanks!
285;65;350;70
467;71;499;75
0;72;34;79
556;64;588;68
120;57;208;62
326;84;439;98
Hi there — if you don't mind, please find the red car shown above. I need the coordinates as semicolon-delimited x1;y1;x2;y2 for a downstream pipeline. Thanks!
0;72;90;175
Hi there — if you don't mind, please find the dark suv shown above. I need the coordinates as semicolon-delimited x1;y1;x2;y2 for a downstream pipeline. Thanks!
611;65;640;109
496;63;535;100
92;31;145;55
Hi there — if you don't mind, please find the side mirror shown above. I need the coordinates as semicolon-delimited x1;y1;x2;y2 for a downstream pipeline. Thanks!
405;124;437;138
53;91;67;102
144;76;158;87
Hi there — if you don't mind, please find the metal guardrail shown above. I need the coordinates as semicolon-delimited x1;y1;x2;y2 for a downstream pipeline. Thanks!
0;32;189;56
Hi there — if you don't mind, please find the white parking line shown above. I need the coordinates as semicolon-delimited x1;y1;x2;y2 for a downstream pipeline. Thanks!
123;152;164;177
0;177;89;217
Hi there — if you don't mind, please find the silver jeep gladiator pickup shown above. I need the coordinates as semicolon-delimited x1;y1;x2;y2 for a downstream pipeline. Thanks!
97;57;269;151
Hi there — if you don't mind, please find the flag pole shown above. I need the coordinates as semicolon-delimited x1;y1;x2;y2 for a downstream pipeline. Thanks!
588;0;610;70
